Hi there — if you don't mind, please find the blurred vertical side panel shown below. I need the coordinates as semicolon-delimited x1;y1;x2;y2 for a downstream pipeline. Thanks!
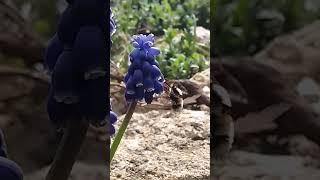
211;0;235;178
212;0;320;179
0;1;109;180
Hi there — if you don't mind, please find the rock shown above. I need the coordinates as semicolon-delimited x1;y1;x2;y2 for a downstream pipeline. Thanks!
202;86;210;98
215;58;320;147
213;150;320;180
195;26;210;45
296;77;320;114
288;135;320;160
24;162;106;180
111;109;210;179
296;77;320;98
254;21;320;82
235;103;290;135
0;76;35;101
190;68;210;87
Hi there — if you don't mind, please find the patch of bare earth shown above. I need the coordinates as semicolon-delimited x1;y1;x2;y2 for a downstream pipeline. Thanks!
110;109;210;180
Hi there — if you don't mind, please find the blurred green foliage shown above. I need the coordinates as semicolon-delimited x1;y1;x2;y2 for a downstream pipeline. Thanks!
11;0;210;79
214;0;320;56
112;0;209;35
15;0;58;38
111;0;210;79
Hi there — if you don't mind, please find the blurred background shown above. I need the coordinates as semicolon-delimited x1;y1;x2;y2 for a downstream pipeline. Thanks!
0;0;211;179
213;0;320;179
0;0;108;179
214;0;320;56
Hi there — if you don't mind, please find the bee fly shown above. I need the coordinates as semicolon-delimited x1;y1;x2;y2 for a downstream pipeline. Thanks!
164;81;184;110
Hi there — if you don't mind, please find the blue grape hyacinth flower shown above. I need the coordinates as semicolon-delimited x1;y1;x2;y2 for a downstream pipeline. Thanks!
124;34;164;103
110;10;116;37
109;103;117;135
44;4;118;180
110;34;164;161
44;6;118;135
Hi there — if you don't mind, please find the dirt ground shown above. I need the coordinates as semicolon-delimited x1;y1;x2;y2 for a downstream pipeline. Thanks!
110;109;210;180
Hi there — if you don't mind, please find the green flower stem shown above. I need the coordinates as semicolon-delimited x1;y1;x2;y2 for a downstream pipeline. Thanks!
46;118;89;180
110;101;137;162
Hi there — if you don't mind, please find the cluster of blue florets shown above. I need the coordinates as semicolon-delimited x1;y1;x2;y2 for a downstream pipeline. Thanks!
44;0;117;135
124;34;164;103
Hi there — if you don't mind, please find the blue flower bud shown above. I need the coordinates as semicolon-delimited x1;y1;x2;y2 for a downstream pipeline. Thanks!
129;48;141;60
73;25;107;75
108;104;117;136
132;69;143;87
127;64;134;75
125;90;135;102
149;59;160;67
72;0;107;26
51;50;80;104
109;125;115;136
66;0;73;4
57;6;79;45
110;111;117;124
131;35;143;46
154;80;164;94
135;87;144;100
141;61;153;75
109;102;113;111
44;34;63;73
132;42;139;48
129;57;142;69
124;73;130;84
143;41;153;49
144;91;154;104
47;88;80;127
47;93;66;126
109;9;116;36
143;76;154;92
125;76;136;94
145;34;155;42
150;65;162;79
80;77;108;127
158;74;165;83
147;47;160;56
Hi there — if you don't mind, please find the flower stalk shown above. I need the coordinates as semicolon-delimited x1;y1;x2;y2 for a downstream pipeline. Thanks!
45;118;89;180
110;101;137;161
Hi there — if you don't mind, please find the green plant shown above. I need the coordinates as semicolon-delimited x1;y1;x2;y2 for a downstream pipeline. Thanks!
156;27;208;79
112;0;209;35
111;0;209;80
214;0;320;56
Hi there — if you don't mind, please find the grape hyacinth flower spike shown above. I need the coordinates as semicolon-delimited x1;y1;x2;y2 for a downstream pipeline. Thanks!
124;34;164;103
44;4;116;180
110;34;164;161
